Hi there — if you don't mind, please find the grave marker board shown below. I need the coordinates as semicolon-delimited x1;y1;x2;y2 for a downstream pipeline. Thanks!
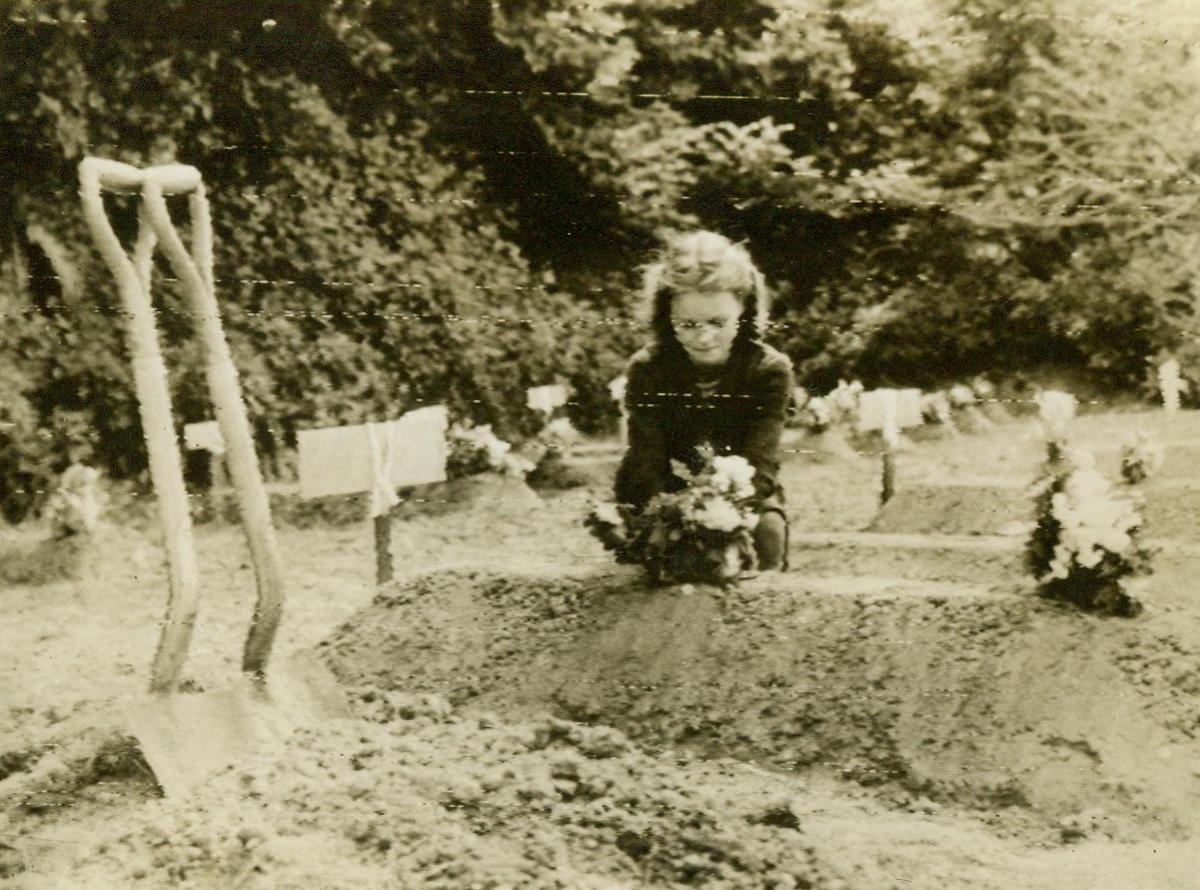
858;389;923;434
297;406;448;503
297;406;449;584
527;384;570;414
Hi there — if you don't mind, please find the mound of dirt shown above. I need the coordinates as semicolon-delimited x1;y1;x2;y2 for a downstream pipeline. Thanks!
48;692;838;890
0;534;92;586
871;478;1200;540
322;566;1200;841
868;484;1030;536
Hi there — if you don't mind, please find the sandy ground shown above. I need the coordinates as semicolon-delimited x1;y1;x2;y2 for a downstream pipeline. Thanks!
2;406;1199;888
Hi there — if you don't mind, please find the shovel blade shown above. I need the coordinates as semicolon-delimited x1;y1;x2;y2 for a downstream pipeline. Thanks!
126;654;348;798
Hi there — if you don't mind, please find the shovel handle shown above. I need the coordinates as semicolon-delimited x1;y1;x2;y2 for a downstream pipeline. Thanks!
79;161;200;694
141;182;287;680
80;157;202;195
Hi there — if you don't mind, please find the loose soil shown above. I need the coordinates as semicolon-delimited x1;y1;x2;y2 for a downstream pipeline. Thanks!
2;408;1199;888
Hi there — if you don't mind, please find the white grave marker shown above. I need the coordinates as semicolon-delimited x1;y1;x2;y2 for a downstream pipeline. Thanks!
527;384;570;415
609;375;628;446
858;389;922;504
1035;390;1076;439
184;420;225;455
858;389;922;438
895;389;923;429
1158;359;1185;413
184;420;228;489
297;405;449;583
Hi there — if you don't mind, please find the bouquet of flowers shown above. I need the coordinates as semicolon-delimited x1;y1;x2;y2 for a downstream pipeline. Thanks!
970;376;996;401
920;391;955;428
798;380;862;433
446;422;534;480
42;464;105;539
1119;430;1165;485
586;445;761;586
1026;441;1153;617
531;416;581;460
801;395;835;433
523;416;587;490
827;379;864;421
947;383;976;409
785;385;809;427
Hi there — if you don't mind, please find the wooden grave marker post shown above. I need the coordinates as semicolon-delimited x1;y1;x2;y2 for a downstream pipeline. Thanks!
859;388;923;504
184;420;228;491
609;376;628;447
297;405;449;585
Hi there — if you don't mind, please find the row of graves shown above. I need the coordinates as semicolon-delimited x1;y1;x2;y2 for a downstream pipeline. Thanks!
782;366;1200;618
10;156;1197;818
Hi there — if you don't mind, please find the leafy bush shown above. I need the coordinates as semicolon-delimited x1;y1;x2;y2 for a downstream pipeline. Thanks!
2;0;1198;522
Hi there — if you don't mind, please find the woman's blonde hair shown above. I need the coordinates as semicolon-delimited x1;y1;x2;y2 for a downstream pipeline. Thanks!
640;230;771;352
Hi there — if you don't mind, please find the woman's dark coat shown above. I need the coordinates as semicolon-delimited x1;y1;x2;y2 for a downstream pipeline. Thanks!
614;338;794;513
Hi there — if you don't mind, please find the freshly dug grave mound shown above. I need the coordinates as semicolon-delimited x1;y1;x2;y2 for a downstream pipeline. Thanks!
868;484;1030;537
51;692;838;890
788;532;1026;586
870;479;1200;540
0;533;93;586
323;566;1200;841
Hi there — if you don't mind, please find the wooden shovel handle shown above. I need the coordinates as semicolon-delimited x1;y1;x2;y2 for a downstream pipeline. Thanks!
141;183;287;680
79;161;200;695
79;158;202;195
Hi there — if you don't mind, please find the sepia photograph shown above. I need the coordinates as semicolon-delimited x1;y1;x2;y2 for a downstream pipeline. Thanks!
1;0;1199;886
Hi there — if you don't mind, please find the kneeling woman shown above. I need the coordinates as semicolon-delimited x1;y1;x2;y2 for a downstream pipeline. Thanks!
615;231;794;571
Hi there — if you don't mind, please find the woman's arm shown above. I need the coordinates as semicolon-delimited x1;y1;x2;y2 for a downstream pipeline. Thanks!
739;351;795;503
614;352;671;508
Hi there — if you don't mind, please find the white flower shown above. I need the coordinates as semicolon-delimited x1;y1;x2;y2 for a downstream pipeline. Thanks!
947;384;976;408
1063;447;1097;473
608;375;627;403
670;458;694;483
451;422;526;474
1064;467;1109;502
44;464;104;536
806;397;833;428
691;497;745;533
541;417;581;448
1121;431;1165;483
591;501;622;526
711;455;756;499
828;379;864;417
920;392;953;425
1074;544;1105;570
1038;444;1147;590
971;376;995;399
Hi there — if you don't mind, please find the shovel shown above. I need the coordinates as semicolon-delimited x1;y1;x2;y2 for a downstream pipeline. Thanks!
80;157;348;797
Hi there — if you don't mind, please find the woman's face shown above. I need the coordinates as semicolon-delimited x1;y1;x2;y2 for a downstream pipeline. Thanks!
671;290;743;366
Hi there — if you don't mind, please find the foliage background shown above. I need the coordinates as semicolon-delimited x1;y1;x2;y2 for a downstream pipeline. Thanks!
1;0;1197;520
